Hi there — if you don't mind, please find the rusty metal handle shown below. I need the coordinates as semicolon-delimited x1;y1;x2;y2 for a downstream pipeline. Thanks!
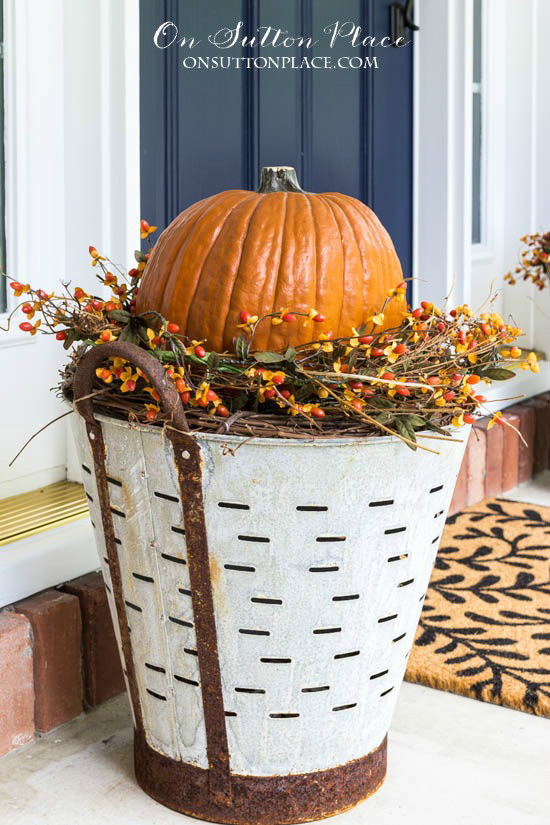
72;341;189;432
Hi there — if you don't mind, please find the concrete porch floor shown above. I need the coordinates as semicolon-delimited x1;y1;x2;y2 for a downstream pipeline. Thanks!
0;683;547;825
1;474;549;825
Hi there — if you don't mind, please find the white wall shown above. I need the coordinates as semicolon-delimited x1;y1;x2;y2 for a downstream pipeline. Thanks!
472;0;550;353
416;0;550;361
0;0;139;497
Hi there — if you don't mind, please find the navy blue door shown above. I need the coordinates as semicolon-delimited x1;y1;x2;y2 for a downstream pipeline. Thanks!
140;1;413;276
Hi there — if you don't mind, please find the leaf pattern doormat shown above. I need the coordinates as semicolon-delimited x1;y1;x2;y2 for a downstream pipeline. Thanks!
405;498;550;717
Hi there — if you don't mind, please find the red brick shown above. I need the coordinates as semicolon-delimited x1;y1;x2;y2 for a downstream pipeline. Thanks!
501;412;520;492
63;572;125;708
465;425;487;506
449;447;468;516
15;590;82;733
0;612;35;756
525;397;550;475
507;404;536;482
475;417;504;498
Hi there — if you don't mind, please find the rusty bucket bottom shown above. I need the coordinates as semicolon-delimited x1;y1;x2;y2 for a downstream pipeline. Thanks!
134;730;387;825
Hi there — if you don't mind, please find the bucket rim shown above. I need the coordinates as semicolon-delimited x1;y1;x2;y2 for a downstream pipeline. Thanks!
70;401;467;450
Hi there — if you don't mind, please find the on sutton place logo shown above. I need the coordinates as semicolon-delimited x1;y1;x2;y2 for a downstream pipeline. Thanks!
153;20;410;70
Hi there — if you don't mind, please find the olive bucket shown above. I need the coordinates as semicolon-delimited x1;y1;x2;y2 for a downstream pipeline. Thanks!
71;342;468;824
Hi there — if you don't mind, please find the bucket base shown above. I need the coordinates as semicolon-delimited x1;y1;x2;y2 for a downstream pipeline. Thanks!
135;731;387;824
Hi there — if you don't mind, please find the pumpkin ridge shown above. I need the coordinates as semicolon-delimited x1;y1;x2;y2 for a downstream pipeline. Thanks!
155;196;220;314
339;196;391;315
328;193;403;327
318;195;354;339
262;192;288;351
267;194;315;350
326;194;373;326
219;193;266;349
180;193;258;345
189;193;261;349
305;194;319;342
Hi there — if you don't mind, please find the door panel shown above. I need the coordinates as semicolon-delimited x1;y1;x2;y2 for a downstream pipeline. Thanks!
140;0;413;276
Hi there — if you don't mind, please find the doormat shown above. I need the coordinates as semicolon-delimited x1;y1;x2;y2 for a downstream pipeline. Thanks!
405;498;550;717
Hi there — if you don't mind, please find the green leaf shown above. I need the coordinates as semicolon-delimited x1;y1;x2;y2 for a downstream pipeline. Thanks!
284;346;297;362
63;330;76;350
134;249;148;263
107;309;131;323
403;414;426;429
118;324;141;345
254;351;285;364
396;417;417;450
369;396;394;409
207;351;220;371
375;412;393;425
347;348;359;371
235;333;248;361
483;368;516;381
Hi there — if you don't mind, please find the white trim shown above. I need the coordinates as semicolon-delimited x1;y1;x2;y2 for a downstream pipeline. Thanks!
0;517;98;608
413;0;473;309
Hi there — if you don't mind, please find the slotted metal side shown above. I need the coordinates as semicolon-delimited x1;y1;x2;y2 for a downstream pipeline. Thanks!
72;414;468;780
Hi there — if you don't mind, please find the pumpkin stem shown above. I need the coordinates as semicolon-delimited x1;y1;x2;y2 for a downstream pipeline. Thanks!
257;166;305;194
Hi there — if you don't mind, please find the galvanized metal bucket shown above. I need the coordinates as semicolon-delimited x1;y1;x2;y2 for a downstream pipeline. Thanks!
71;343;468;824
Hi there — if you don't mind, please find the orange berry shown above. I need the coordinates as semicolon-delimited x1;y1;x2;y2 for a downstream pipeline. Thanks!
474;394;487;403
481;323;491;335
128;268;139;278
104;272;116;284
21;303;33;314
272;373;285;385
194;345;206;358
167;323;180;333
175;378;186;393
371;348;385;357
125;379;136;392
140;219;150;233
381;372;395;381
239;310;250;323
394;343;406;354
282;312;297;322
206;389;219;402
100;330;111;342
313;313;325;323
443;391;455;401
105;302;116;312
349;380;363;389
359;335;374;345
466;374;480;384
396;387;410;396
281;389;291;399
437;322;446;332
56;331;67;341
180;391;191;404
427;376;441;385
10;281;23;291
216;405;230;417
411;308;422;318
19;322;33;332
311;406;326;418
91;299;103;311
464;414;476;424
146;409;157;421
264;388;276;399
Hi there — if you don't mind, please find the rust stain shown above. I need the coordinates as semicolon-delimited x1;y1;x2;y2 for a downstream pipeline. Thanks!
135;729;387;824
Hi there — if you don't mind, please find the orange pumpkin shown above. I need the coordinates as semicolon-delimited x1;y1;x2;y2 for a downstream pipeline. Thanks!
137;166;406;352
